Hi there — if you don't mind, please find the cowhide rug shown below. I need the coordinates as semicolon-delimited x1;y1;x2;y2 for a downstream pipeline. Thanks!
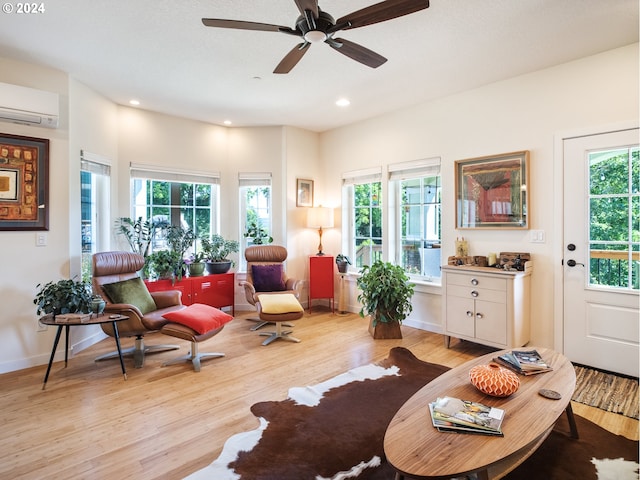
186;347;639;480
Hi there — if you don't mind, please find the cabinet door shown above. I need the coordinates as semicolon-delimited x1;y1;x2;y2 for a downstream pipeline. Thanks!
475;299;507;345
192;273;234;311
310;256;334;298
145;278;193;305
445;296;475;337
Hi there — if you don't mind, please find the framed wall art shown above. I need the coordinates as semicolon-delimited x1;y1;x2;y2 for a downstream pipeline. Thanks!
0;133;49;231
296;178;314;207
455;151;529;229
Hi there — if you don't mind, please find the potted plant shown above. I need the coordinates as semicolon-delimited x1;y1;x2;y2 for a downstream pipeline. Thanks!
145;250;184;283
336;254;351;274
201;234;239;274
356;260;415;339
243;220;273;245
34;278;93;318
187;251;207;277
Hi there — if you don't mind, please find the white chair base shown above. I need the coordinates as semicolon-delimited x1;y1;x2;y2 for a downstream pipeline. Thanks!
162;341;224;372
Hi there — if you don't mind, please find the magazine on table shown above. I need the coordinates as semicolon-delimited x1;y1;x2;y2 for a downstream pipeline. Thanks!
493;349;553;375
429;396;505;436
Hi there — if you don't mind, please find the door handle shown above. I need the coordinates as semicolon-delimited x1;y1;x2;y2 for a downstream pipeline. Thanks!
566;259;585;267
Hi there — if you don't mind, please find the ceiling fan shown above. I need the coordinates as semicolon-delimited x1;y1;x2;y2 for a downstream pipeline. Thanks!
202;0;430;74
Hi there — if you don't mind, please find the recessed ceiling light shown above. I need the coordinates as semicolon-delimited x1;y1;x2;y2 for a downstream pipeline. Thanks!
129;99;140;106
336;98;350;107
223;120;232;126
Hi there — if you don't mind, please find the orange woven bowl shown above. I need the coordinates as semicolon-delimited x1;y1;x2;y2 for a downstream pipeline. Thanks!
469;363;520;397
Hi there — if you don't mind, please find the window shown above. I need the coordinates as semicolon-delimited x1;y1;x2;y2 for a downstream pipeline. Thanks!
239;173;272;270
390;158;442;281
588;146;639;290
80;152;111;281
342;167;383;268
130;163;219;255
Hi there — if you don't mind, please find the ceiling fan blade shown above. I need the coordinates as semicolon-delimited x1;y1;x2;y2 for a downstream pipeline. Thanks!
274;43;311;74
335;0;429;31
327;38;387;68
202;18;295;34
294;0;319;18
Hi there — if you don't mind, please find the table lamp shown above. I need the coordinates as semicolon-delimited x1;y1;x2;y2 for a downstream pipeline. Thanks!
307;206;334;256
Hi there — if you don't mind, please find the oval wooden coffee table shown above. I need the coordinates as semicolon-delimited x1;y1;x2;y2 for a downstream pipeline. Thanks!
384;347;576;480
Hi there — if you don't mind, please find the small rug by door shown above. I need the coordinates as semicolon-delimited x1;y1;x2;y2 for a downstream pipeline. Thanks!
186;347;638;480
572;365;639;419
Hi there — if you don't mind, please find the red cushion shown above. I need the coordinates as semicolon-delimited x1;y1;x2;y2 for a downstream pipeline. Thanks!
162;304;233;334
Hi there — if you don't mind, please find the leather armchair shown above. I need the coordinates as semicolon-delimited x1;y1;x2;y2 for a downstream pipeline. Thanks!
240;245;304;330
92;251;182;368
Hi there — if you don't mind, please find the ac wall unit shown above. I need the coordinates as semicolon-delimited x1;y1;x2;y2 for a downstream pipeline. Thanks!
0;82;59;128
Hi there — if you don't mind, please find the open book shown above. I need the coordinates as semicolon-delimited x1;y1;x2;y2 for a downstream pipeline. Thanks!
493;349;553;375
429;396;505;436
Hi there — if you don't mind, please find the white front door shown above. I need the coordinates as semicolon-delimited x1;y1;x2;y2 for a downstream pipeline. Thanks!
563;128;639;377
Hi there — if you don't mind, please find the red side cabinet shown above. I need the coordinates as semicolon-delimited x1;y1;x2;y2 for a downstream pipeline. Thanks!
309;255;334;313
145;272;234;314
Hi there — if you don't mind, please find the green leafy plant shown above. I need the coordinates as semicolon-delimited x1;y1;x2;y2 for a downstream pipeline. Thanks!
243;220;273;245
115;217;166;257
145;250;184;282
201;234;239;263
164;225;197;260
34;278;93;316
356;260;415;326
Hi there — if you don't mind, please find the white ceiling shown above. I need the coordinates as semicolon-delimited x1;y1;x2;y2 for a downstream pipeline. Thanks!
0;0;637;132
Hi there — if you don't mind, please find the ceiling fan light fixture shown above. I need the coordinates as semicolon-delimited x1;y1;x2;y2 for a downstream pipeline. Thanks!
304;30;327;43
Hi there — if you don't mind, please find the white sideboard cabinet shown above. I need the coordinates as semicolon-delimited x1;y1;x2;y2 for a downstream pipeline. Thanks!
441;263;532;349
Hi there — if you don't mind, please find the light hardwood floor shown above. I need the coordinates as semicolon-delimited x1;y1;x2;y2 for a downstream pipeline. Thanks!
1;309;637;479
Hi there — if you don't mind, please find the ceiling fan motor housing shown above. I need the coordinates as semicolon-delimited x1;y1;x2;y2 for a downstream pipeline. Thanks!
296;9;336;43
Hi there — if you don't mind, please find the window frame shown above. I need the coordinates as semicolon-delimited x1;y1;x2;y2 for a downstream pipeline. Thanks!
80;151;111;281
341;167;383;271
129;163;219;256
239;172;273;272
389;157;442;282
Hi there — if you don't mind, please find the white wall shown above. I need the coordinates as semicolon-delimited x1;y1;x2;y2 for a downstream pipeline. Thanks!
0;59;71;372
0;43;636;373
320;43;639;346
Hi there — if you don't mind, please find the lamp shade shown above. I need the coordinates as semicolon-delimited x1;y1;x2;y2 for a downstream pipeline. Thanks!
307;207;334;229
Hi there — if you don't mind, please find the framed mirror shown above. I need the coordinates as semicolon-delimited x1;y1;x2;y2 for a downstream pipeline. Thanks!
455;151;529;229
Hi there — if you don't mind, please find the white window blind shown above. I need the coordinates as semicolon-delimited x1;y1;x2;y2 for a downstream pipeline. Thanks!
341;166;382;186
238;172;272;187
130;162;220;184
388;157;441;180
80;150;111;176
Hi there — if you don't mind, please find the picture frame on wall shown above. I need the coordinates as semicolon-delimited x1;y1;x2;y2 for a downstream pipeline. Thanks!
0;133;49;231
455;151;529;229
296;178;314;207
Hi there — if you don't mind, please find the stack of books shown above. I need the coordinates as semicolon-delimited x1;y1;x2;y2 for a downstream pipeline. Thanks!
493;349;553;375
54;313;92;324
429;396;505;436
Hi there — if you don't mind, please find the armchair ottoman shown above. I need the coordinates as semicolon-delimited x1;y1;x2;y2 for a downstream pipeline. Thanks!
256;293;304;346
